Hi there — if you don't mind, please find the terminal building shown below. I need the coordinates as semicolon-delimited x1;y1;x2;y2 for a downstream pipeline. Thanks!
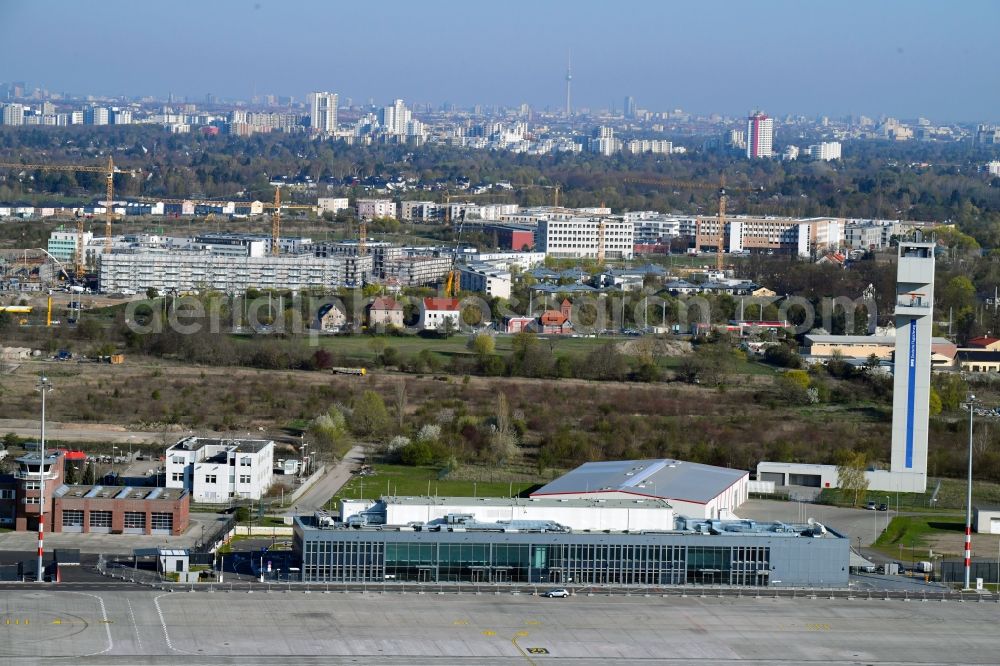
294;458;847;587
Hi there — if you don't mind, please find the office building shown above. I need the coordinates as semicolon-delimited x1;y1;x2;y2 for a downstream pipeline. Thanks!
537;217;634;260
746;112;773;159
694;216;842;257
308;92;338;133
624;95;636;118
165;437;274;503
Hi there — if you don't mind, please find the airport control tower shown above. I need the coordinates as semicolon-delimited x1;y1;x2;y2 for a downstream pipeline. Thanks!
885;234;935;492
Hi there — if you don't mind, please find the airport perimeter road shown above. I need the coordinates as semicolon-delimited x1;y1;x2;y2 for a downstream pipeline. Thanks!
283;445;365;515
0;418;167;445
4;589;1000;664
738;499;891;545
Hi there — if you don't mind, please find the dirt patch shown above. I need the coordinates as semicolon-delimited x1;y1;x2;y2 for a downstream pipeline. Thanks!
615;338;692;358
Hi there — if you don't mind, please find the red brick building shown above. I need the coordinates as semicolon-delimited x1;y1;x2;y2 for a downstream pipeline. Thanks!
0;451;189;536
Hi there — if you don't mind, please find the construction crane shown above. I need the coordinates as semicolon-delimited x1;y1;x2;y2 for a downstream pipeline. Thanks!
443;208;469;298
621;173;756;271
509;183;561;207
270;186;282;256
0;157;135;279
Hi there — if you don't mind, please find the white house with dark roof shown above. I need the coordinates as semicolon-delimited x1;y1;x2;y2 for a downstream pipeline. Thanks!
530;458;749;519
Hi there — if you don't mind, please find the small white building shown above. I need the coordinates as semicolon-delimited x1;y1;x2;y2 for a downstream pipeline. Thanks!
974;506;1000;534
418;297;461;331
165;437;274;503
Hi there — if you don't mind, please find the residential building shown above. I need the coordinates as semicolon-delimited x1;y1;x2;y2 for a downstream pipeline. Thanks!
110;108;132;125
317;197;350;215
746;112;773;159
965;336;1000;351
400;200;443;223
314;302;348;331
384;255;451;287
1;103;24;126
625;139;672;155
356;198;397;220
379;99;411;136
313;240;402;279
308;92;338;133
537;299;573;334
165;437;274;503
537;217;634;260
418;297;461;331
589;126;618;156
47;228;93;263
84;106;109;126
368;296;404;329
809;141;842;161
985;162;1000;177
99;252;371;294
458;264;511;299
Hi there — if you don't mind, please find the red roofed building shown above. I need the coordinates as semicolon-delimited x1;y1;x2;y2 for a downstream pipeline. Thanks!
369;296;404;329
419;297;461;331
966;336;1000;352
539;299;574;335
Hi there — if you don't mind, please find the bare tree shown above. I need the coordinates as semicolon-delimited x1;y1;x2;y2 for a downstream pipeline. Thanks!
836;451;869;508
974;422;993;457
394;379;407;432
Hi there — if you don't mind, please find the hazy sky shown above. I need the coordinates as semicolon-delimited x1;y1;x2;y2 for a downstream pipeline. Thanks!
1;0;997;122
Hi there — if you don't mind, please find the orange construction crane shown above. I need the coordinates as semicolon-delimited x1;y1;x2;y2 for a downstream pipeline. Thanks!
271;186;282;256
621;174;756;271
0;157;136;279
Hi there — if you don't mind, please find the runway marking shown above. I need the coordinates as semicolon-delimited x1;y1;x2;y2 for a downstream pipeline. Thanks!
126;599;142;651
70;592;113;657
527;647;549;654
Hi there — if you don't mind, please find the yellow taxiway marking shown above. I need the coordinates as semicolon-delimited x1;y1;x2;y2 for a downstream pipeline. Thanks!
525;620;541;625
453;619;469;625
482;630;496;636
515;630;529;637
52;619;61;625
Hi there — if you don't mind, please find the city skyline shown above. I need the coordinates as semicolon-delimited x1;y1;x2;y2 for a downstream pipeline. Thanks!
0;0;998;122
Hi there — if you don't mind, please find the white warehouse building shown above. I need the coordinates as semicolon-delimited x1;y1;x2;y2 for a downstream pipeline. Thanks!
530;459;748;519
340;495;675;532
165;437;275;503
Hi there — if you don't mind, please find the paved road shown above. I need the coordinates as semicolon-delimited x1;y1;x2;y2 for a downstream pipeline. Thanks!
738;499;895;546
3;588;1000;663
0;418;170;445
283;445;365;515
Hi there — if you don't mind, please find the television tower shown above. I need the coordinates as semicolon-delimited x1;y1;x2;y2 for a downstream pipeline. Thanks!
565;51;572;117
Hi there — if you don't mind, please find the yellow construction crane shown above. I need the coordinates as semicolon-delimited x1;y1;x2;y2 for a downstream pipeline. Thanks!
271;186;282;256
0;157;135;279
621;174;756;272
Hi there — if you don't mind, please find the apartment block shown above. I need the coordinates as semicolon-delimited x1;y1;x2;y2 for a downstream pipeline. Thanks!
537;217;634;260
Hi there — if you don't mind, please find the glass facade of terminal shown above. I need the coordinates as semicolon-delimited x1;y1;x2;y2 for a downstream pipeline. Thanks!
293;520;841;587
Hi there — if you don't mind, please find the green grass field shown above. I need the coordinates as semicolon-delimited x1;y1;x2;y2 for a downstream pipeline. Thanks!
819;477;1000;513
873;514;965;560
327;463;536;512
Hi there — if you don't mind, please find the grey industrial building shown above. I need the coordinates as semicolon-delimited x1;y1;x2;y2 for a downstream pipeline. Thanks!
294;458;846;588
293;514;847;587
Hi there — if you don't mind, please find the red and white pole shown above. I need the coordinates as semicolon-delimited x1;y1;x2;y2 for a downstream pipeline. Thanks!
964;395;976;590
36;375;51;584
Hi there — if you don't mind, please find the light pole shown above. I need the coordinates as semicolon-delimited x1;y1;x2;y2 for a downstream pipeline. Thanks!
963;393;977;590
885;495;891;533
35;375;53;583
111;446;119;481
